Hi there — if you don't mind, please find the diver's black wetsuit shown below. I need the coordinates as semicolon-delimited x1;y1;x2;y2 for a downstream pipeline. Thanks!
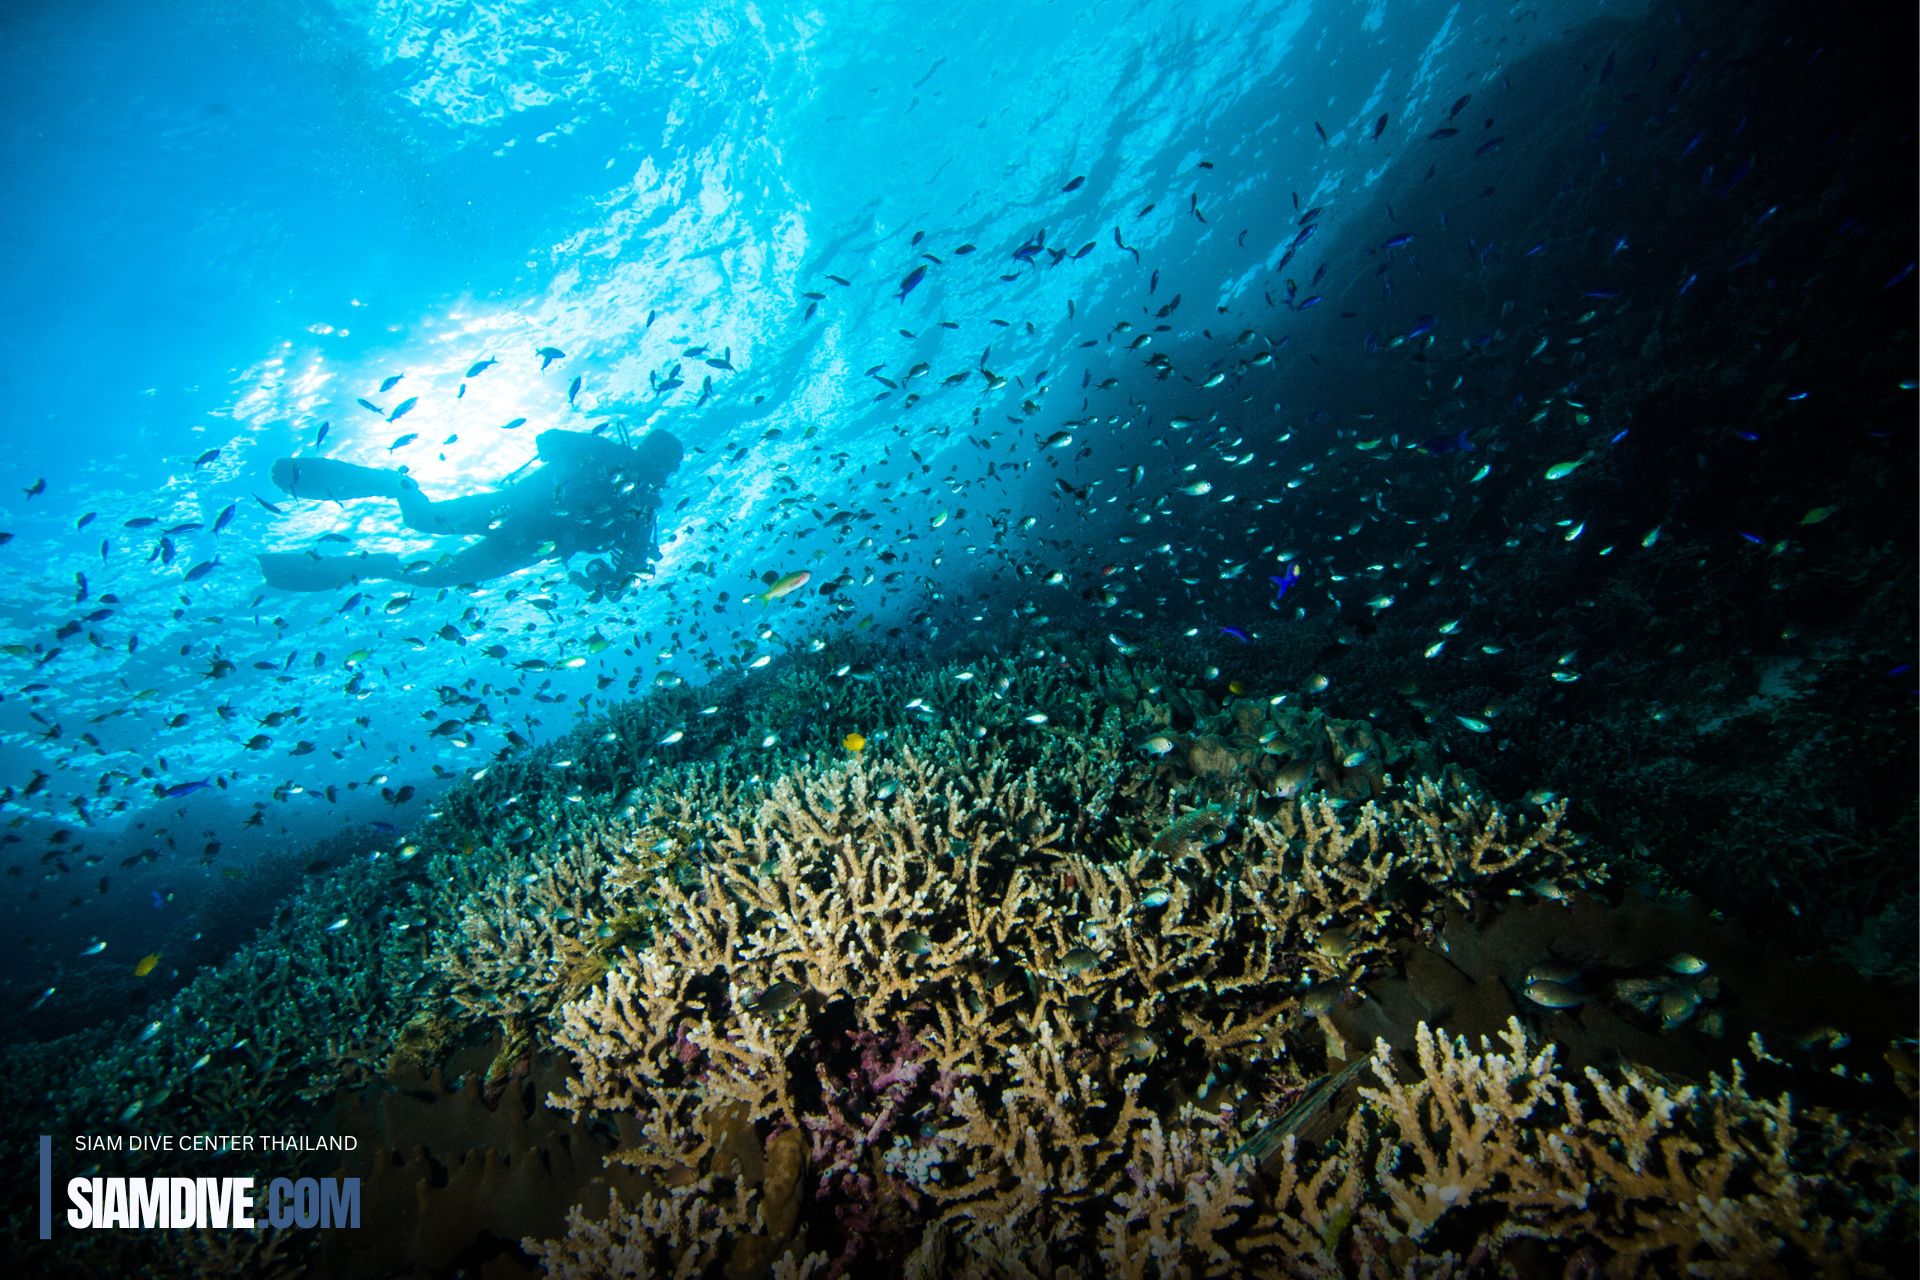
258;428;682;593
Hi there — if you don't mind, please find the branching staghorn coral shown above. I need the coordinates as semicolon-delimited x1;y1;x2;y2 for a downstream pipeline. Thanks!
539;721;1604;1273
547;731;1154;1172
531;1180;830;1280
432;834;648;1022
423;754;757;1033
4;635;1908;1278
891;1019;1913;1278
1342;1019;1913;1278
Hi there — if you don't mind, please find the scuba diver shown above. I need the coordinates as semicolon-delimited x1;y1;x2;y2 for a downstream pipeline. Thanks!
257;427;683;596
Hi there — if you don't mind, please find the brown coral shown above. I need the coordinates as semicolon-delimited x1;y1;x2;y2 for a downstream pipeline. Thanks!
537;719;1603;1273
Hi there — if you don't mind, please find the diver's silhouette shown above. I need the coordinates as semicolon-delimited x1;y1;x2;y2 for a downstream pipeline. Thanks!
257;428;682;594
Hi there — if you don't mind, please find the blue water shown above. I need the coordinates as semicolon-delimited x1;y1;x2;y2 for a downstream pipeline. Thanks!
2;0;1914;1020
2;5;1917;1278
5;7;1537;817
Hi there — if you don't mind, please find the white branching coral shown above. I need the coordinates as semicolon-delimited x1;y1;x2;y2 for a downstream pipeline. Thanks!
528;1182;830;1280
537;717;1618;1273
1359;1017;1569;1241
1349;1019;1912;1278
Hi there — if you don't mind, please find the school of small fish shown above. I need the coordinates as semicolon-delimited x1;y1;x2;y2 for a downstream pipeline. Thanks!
0;0;1907;1016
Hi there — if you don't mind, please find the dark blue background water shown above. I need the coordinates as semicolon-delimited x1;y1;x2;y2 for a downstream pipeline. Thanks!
1;0;1912;1029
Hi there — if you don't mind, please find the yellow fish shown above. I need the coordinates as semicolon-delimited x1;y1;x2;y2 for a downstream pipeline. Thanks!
748;570;810;604
843;731;866;752
133;954;160;978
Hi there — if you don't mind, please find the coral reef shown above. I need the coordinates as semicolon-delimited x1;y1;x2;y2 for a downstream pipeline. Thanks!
533;692;1601;1272
2;845;418;1145
1325;1019;1911;1278
2;639;1910;1278
537;1008;1914;1277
